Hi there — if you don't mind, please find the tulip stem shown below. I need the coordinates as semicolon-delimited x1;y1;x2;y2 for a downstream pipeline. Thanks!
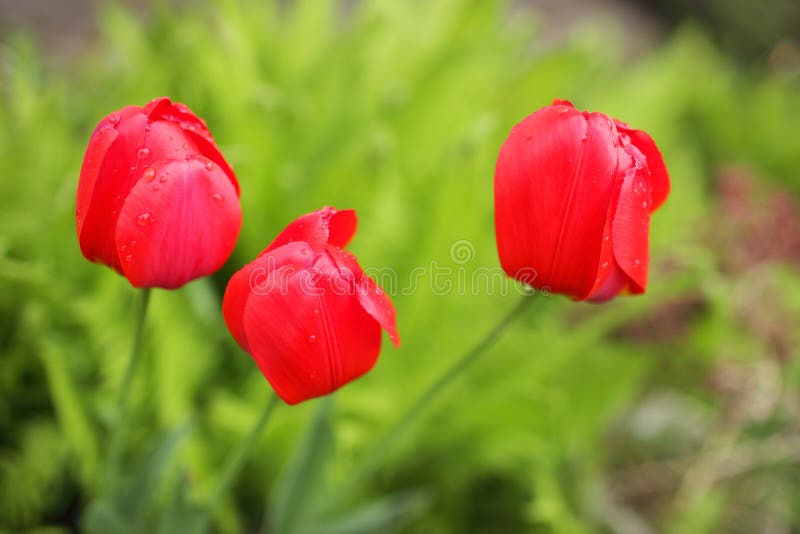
203;392;281;527
337;293;535;507
104;287;151;490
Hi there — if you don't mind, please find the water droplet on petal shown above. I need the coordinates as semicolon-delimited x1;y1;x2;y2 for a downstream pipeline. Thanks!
124;254;133;262
641;200;648;209
633;259;641;268
159;175;167;183
137;212;152;226
313;308;320;316
308;335;316;343
137;147;151;159
109;113;120;125
182;143;189;150
152;184;159;191
604;234;610;242
212;193;224;203
601;261;609;269
142;167;156;182
204;161;214;171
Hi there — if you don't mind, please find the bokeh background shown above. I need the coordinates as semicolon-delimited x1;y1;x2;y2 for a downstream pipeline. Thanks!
1;0;799;532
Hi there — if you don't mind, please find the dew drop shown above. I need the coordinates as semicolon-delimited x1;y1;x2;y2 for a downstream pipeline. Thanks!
159;175;168;183
204;161;214;171
212;193;224;203
124;254;133;262
641;200;648;209
633;259;641;268
120;244;128;252
182;143;189;150
109;113;120;125
137;212;152;226
308;335;316;343
313;308;320;316
152;184;159;191
604;234;610;242
601;261;609;269
142;167;156;182
137;147;151;159
129;165;136;173
130;240;137;246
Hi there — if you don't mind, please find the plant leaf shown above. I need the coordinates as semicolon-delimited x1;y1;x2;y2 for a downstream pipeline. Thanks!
267;397;335;534
306;490;430;534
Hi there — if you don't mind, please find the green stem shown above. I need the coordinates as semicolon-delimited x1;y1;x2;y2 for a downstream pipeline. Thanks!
205;393;281;520
104;287;151;489
340;294;535;504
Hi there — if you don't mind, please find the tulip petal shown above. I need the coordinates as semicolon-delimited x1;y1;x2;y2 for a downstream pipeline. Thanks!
76;125;118;240
222;261;258;353
79;111;150;271
357;276;400;347
146;97;239;194
610;145;652;293
266;207;358;253
495;106;620;299
115;156;242;289
242;261;382;405
323;244;399;346
223;241;313;354
145;97;214;144
615;122;669;211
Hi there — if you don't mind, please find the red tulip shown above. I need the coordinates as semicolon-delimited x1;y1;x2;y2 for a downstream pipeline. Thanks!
223;207;400;405
76;97;242;289
495;100;670;301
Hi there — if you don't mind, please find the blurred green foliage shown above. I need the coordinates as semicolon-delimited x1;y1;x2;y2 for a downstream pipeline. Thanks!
1;0;799;532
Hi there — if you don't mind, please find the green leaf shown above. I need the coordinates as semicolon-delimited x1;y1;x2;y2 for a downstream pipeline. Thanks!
157;472;207;534
122;420;193;520
38;339;100;485
267;397;335;534
306;490;430;534
81;500;128;534
85;421;192;533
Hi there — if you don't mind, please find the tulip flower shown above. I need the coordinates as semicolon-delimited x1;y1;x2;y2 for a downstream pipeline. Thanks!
223;207;400;404
494;100;670;301
76;97;242;289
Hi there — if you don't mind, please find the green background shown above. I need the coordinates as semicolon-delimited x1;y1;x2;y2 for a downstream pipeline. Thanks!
1;0;799;532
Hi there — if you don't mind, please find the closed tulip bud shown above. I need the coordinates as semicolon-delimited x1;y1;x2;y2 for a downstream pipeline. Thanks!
494;100;670;301
223;207;400;405
76;97;242;289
